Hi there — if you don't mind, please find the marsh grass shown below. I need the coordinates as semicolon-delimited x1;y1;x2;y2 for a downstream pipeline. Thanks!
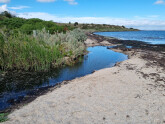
0;28;87;71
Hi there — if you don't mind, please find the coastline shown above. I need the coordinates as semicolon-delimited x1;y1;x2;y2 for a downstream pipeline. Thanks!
2;33;165;123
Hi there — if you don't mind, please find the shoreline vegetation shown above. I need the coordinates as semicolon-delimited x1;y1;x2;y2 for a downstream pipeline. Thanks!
0;11;138;73
0;28;87;71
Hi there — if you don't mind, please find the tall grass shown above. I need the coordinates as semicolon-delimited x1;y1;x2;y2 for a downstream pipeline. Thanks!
0;28;87;71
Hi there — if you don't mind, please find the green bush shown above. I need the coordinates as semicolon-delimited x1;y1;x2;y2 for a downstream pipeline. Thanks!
20;24;36;34
70;28;87;42
0;14;74;34
0;29;86;71
0;17;26;29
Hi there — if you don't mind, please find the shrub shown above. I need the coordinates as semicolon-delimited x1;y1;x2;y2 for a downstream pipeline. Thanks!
0;11;13;18
74;22;78;26
0;14;74;34
20;24;35;34
0;28;86;71
70;28;87;42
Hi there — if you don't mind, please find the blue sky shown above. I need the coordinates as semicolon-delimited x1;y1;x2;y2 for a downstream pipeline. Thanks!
0;0;165;30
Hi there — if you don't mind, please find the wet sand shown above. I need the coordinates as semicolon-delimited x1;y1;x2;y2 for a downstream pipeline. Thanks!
3;34;165;124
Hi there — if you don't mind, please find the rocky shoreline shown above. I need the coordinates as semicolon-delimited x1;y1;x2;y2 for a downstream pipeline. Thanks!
86;33;165;93
2;33;165;124
87;33;165;90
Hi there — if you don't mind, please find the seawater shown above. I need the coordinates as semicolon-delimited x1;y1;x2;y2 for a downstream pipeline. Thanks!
95;31;165;45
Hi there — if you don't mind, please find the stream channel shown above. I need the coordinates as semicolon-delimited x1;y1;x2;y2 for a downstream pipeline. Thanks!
0;46;128;111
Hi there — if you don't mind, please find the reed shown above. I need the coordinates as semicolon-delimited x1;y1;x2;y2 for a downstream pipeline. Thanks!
0;28;87;71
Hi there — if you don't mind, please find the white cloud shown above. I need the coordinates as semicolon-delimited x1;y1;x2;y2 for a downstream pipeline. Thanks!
37;0;56;2
16;12;165;30
0;0;10;3
147;15;160;18
0;4;8;13
37;0;78;4
0;4;17;15
9;6;30;10
0;4;28;14
154;0;165;5
64;0;78;5
134;15;160;20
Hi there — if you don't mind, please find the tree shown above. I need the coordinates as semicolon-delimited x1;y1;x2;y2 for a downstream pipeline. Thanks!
74;22;78;26
1;11;13;18
122;25;125;28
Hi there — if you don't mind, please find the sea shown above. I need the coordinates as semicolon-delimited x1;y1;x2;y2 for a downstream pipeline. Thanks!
94;31;165;45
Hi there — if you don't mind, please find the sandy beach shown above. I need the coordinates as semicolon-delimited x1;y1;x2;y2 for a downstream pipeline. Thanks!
3;34;165;124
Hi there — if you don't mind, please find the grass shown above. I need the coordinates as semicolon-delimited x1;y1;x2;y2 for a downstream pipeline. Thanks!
0;113;8;123
0;28;87;71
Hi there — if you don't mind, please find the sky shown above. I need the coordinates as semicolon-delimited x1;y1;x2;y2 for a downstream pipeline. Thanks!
0;0;165;30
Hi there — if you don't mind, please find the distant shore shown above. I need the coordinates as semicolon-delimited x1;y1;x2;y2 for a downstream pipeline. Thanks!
2;33;165;124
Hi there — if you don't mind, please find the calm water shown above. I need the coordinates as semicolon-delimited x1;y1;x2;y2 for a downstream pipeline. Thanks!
0;46;128;111
95;31;165;44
